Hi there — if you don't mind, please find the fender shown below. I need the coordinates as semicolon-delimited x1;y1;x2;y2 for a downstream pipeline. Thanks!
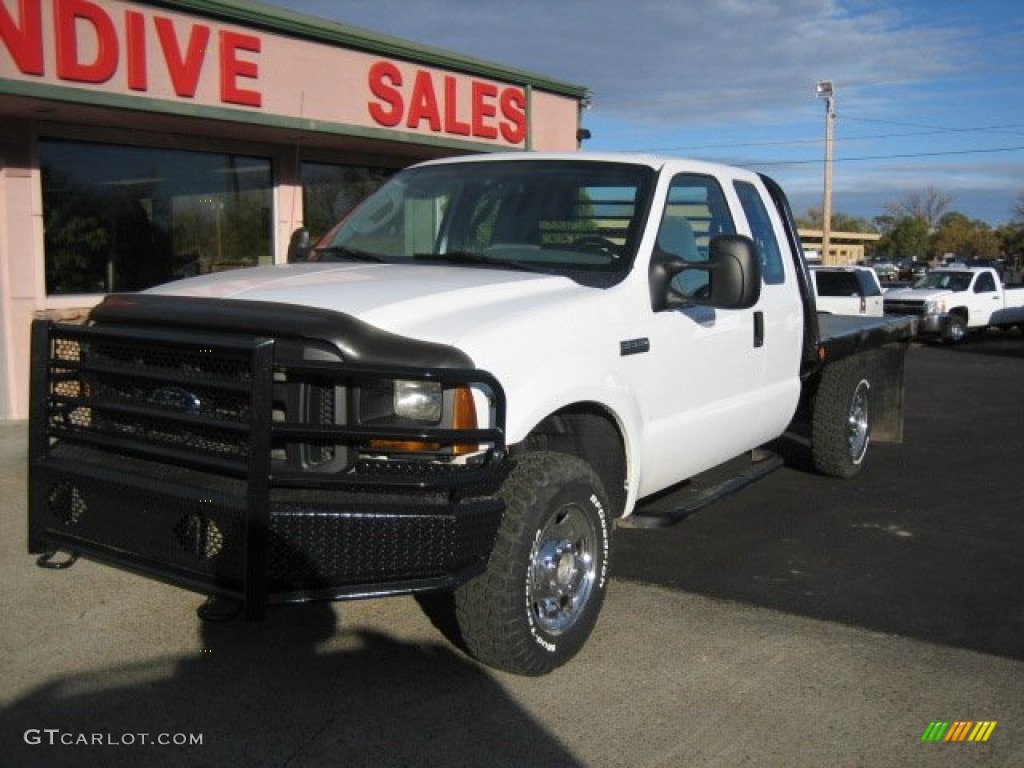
495;365;646;518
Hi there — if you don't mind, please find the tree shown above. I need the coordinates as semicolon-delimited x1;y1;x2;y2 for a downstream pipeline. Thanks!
931;213;1000;260
796;207;876;233
872;214;897;237
796;207;823;230
930;212;970;258
1012;190;1024;225
877;216;929;259
884;186;953;230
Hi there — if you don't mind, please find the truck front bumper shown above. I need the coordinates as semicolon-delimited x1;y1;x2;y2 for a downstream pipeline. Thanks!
916;312;953;338
32;443;504;614
28;315;508;619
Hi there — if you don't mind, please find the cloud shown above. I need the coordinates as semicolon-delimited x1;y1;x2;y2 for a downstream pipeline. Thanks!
291;0;970;125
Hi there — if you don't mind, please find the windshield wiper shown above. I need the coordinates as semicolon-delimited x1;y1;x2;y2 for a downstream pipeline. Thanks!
314;245;388;263
413;251;539;273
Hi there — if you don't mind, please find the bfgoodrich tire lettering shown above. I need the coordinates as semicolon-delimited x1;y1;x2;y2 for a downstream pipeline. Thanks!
454;451;611;675
811;358;871;478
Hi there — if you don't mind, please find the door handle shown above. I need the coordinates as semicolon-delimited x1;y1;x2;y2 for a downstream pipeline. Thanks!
753;311;764;348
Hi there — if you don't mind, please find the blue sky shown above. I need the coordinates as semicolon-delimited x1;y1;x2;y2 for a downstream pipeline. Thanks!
278;0;1024;226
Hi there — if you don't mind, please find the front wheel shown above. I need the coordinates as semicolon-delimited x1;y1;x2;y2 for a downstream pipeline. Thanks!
454;452;612;675
811;358;871;478
945;314;967;344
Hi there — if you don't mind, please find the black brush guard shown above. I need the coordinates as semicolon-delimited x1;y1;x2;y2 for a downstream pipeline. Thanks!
28;320;508;619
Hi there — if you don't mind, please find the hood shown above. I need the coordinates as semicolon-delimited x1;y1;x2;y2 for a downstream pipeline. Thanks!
883;286;954;302
145;262;587;345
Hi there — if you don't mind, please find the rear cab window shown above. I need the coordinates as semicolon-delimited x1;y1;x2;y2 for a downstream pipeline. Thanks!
814;271;860;297
733;181;785;286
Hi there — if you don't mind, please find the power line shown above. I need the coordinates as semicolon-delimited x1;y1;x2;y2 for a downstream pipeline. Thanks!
634;117;1024;155
840;116;1024;138
747;145;1024;167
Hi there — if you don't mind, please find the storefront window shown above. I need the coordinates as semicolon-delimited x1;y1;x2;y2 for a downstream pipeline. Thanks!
301;162;394;240
41;139;272;295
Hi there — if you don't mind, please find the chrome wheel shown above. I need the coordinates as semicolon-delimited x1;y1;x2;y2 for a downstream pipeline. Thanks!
454;452;612;675
847;379;870;464
528;503;598;636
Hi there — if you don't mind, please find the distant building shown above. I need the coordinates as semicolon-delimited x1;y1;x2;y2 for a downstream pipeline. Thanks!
799;229;881;266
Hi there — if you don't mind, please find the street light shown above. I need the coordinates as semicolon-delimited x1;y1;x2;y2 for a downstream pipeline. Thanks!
816;80;835;265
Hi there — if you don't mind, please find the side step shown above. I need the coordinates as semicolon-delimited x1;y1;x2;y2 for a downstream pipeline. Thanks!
617;449;783;530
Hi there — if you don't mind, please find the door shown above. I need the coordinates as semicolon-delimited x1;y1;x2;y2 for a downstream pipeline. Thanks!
632;173;767;496
971;270;1000;326
732;179;804;438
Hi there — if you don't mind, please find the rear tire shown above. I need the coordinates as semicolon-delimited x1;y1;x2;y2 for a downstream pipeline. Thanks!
812;358;871;478
454;452;611;675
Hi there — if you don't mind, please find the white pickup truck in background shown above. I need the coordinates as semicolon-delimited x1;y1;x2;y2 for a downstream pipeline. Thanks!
811;266;884;317
883;266;1024;342
29;153;916;675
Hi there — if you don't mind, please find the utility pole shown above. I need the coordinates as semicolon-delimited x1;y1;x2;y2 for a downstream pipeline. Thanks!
816;80;835;265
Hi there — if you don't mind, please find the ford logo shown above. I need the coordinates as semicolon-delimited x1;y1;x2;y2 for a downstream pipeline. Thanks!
149;386;203;414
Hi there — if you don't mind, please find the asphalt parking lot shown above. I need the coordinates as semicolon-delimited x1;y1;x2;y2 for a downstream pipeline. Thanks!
2;332;1023;767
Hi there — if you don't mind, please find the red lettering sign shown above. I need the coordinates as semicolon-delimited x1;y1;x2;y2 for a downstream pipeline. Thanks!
366;60;528;145
0;0;44;75
1;0;263;107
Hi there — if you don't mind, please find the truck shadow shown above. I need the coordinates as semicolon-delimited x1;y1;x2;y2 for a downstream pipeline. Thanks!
2;600;583;768
940;328;1024;360
615;343;1024;663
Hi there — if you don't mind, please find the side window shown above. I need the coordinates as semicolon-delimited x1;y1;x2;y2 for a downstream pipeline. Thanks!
733;181;785;285
974;272;997;293
657;174;735;299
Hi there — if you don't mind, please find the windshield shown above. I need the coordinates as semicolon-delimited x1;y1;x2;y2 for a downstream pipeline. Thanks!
912;271;972;291
318;160;655;285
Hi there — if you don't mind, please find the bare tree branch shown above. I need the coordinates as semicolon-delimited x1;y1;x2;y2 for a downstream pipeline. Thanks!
883;186;954;230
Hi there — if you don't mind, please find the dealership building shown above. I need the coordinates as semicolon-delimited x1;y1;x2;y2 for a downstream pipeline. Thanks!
0;0;588;420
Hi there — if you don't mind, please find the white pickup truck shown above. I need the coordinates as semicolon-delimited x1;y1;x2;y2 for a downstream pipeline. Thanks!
29;153;915;675
883;266;1024;342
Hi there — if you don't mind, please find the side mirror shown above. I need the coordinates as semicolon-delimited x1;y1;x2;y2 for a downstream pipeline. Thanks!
286;227;312;263
650;234;761;312
705;235;762;309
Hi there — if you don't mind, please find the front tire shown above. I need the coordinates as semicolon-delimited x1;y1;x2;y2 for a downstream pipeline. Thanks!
946;314;967;344
454;452;611;676
811;358;871;478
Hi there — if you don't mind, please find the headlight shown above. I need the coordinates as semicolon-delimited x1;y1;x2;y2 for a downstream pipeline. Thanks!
393;380;442;422
361;381;479;456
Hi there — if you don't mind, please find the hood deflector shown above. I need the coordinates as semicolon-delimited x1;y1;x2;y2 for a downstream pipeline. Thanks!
91;294;473;369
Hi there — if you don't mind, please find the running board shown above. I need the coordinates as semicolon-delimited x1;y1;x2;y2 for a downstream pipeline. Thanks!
617;450;783;530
